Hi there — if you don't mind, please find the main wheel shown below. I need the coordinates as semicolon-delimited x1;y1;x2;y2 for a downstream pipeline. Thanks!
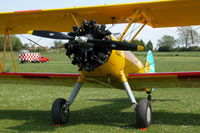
136;99;152;128
51;98;70;124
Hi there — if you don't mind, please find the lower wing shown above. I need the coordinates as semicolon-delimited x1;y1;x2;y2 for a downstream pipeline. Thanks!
0;72;79;86
0;72;114;88
128;72;200;88
2;71;200;89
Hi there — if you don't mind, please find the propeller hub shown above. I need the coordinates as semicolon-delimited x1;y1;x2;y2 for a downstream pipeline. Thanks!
75;36;88;44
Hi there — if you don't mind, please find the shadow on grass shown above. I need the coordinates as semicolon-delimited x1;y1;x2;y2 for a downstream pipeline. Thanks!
151;99;181;102
0;98;200;132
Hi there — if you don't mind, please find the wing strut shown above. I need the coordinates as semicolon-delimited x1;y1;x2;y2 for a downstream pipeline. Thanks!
130;22;146;43
119;9;140;41
0;30;17;72
118;9;146;43
0;32;7;72
70;13;81;26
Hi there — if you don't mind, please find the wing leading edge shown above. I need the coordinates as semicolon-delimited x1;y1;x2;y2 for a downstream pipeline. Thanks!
1;72;200;89
0;0;200;34
0;72;115;88
128;71;200;88
0;72;79;86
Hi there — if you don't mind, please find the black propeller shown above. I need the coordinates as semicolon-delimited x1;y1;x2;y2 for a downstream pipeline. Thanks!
88;39;142;51
30;30;73;40
29;30;143;51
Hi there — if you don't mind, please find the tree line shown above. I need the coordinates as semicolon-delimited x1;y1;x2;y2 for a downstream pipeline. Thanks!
131;39;153;51
157;27;200;52
0;35;25;51
0;36;66;52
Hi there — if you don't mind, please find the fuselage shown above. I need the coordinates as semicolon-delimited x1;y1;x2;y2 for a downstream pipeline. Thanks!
84;50;145;79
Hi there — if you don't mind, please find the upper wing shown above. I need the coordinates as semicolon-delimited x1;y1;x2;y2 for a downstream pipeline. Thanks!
1;0;200;34
128;71;200;88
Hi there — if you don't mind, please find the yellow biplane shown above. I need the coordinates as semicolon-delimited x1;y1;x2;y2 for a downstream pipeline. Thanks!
1;0;200;128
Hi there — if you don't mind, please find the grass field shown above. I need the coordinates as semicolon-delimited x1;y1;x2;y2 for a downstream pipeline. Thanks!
0;51;200;133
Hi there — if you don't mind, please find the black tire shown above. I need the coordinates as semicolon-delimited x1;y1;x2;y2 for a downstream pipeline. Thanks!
136;99;152;128
51;98;70;124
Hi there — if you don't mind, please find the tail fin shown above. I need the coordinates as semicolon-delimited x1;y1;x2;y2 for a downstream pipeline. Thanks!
145;50;155;73
145;50;155;92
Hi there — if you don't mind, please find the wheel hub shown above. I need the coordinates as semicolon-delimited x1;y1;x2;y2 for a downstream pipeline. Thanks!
147;107;151;123
61;107;68;121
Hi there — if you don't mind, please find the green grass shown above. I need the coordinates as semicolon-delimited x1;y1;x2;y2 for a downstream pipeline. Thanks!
0;51;200;133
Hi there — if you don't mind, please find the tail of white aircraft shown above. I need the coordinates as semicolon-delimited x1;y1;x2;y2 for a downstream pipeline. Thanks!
145;50;155;73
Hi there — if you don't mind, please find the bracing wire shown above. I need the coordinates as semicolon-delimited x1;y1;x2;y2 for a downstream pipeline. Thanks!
19;34;46;49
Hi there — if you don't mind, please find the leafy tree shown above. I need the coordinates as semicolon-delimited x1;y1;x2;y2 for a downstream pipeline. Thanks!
177;26;200;48
0;35;23;51
139;39;145;47
132;39;146;51
12;36;23;51
146;41;153;51
0;36;4;51
35;47;46;52
157;35;176;52
54;40;64;52
22;43;29;49
175;46;200;52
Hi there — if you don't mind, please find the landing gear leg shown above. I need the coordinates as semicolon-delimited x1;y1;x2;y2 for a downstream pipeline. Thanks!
51;73;85;124
122;81;137;108
146;88;152;101
120;71;152;128
147;94;152;101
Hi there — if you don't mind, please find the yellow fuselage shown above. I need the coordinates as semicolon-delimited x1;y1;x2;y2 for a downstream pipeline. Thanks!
84;50;145;80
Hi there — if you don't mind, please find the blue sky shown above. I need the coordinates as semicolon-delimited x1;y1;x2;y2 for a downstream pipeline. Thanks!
0;0;195;47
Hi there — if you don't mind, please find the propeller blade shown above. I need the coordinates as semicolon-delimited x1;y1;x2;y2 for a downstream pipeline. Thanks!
28;30;74;40
88;39;144;51
28;30;144;51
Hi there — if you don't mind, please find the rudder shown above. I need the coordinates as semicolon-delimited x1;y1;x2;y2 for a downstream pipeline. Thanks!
145;50;155;73
145;50;155;92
